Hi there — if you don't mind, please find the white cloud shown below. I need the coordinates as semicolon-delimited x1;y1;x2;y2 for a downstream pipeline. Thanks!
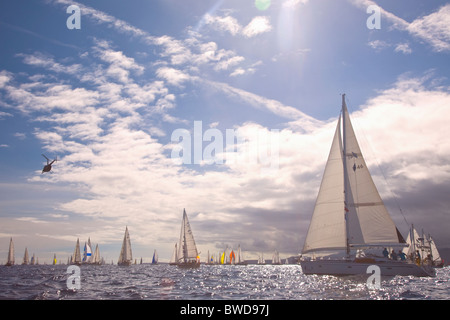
352;0;450;52
0;70;12;88
407;4;450;52
394;43;412;54
203;13;241;36
156;67;191;87
242;16;272;38
282;0;309;8
202;13;272;38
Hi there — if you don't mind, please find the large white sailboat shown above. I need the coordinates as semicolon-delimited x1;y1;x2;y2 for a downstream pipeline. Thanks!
300;95;435;277
175;209;200;268
118;226;133;266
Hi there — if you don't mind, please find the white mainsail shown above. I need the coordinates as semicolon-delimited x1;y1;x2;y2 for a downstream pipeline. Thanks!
22;247;29;265
176;209;199;266
71;238;82;265
302;116;346;254
428;235;443;266
6;238;14;266
92;244;101;264
118;226;133;266
236;244;247;265
169;243;178;265
402;226;421;259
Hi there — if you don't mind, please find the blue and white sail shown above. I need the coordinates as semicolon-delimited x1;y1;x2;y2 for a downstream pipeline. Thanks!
82;239;92;263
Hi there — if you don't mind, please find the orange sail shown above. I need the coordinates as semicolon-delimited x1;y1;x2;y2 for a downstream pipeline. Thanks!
229;250;235;264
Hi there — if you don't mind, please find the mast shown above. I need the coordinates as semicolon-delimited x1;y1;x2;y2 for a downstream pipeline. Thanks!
341;94;350;257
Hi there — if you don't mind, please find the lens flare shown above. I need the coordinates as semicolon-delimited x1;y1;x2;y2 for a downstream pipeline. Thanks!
255;0;271;11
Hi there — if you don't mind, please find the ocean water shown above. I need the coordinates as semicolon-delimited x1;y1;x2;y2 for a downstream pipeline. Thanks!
0;264;448;301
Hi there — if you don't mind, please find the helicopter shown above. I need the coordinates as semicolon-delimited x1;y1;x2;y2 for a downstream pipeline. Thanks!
41;154;57;173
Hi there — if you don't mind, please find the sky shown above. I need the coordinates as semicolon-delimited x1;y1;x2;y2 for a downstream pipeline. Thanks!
1;0;450;264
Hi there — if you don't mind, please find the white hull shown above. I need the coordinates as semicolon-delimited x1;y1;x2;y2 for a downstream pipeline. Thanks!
300;259;435;277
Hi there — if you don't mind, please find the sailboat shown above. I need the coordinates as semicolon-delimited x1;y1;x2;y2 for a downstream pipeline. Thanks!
152;249;158;264
220;251;225;265
82;239;92;264
30;253;35;265
53;254;57;265
272;250;281;265
169;243;178;265
428;235;444;268
229;250;236;265
91;244;101;265
258;253;266;265
403;225;444;268
118;226;133;266
300;95;436;277
236;244;247;265
175;209;200;268
22;248;29;265
5;238;14;266
71;238;82;265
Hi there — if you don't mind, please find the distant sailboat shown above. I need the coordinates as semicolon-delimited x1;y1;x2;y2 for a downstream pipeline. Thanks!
169;243;178;265
403;225;444;268
91;244;101;265
236;244;247;265
117;226;133;266
71;238;82;265
22;248;29;265
5;238;14;266
300;95;435;277
30;253;35;265
229;250;236;265
258;253;266;265
272;250;281;265
82;239;92;264
152;249;158;264
428;235;444;268
53;254;57;265
175;209;200;268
